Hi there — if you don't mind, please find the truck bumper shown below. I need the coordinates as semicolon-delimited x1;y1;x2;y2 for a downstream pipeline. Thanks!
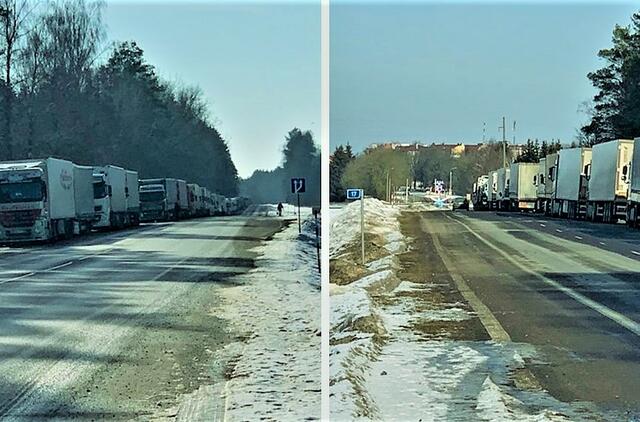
0;221;50;243
140;210;166;222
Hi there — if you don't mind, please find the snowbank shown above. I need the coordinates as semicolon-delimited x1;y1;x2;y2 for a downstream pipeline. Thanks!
330;198;402;258
330;200;591;421
177;210;320;420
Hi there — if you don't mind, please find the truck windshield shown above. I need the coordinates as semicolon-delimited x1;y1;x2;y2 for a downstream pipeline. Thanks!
0;181;44;203
140;191;165;202
94;181;108;199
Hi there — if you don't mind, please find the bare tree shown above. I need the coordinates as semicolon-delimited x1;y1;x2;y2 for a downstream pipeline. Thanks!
0;0;39;159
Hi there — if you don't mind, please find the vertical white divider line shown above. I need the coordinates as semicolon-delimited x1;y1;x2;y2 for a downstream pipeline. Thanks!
320;0;330;419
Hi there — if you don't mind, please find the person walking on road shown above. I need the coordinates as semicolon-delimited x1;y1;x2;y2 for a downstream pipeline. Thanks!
277;202;284;217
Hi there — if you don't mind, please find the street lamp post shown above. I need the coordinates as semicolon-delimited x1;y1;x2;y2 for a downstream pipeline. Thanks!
386;167;394;203
449;167;457;196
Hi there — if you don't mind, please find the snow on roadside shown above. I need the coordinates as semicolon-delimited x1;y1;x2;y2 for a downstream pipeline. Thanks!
330;200;587;421
330;198;402;258
177;210;320;421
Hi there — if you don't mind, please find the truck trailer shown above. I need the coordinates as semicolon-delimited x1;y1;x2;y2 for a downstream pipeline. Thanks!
553;147;592;219
0;158;85;242
93;165;129;229
187;183;201;218
124;170;140;226
586;139;633;223
74;165;97;234
509;162;538;211
176;179;188;219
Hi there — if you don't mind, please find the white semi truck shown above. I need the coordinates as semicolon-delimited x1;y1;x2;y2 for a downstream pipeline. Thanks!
534;157;546;212
139;178;181;221
536;153;558;214
472;175;489;210
487;170;498;210
509;162;538;211
586;139;633;223
93;165;132;229
0;158;93;242
187;183;202;218
626;137;640;227
496;167;511;210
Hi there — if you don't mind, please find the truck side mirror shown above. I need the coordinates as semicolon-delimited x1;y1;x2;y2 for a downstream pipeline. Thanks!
584;164;591;180
108;185;113;196
41;181;47;201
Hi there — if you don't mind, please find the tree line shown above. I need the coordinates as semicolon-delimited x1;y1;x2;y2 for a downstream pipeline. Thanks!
581;10;640;146
240;128;320;207
0;0;238;195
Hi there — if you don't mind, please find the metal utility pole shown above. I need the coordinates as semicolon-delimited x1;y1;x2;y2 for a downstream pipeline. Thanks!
499;116;507;169
386;170;390;202
360;190;365;265
512;120;516;145
483;122;486;142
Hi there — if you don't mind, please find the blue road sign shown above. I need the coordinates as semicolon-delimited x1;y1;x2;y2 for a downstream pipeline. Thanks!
346;189;362;200
291;178;306;194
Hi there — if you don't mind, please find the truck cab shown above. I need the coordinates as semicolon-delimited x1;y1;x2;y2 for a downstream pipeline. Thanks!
93;173;111;228
139;184;168;222
0;167;49;241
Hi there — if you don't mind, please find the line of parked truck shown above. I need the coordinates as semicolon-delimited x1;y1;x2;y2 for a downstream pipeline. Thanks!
471;137;640;226
0;157;251;243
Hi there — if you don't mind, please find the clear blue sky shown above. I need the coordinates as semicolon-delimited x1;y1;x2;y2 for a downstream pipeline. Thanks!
330;1;639;152
103;1;320;178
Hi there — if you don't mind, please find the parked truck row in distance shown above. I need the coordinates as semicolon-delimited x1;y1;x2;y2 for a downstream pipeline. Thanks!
0;157;251;244
471;137;640;227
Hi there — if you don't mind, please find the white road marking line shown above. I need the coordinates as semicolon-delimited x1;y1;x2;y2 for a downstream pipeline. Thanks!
429;219;511;343
0;272;35;285
46;261;74;271
599;242;606;246
540;224;546;227
575;235;583;240
446;214;640;338
556;229;563;233
632;251;640;256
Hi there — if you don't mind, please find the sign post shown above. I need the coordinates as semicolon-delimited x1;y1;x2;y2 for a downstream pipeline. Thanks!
291;178;306;234
346;188;365;265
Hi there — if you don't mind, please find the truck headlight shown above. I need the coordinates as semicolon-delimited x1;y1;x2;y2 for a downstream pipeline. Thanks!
33;219;44;234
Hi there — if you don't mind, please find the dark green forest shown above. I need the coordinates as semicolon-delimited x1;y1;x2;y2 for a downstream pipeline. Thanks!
241;128;321;207
0;0;238;195
582;11;640;146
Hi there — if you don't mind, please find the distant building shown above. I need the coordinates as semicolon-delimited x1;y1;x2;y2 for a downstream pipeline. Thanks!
366;141;524;159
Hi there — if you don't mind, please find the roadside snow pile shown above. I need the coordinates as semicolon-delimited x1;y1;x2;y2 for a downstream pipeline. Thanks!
330;201;588;421
178;211;320;421
330;198;402;258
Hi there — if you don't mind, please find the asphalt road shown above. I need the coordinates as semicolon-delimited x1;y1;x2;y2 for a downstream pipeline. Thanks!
417;210;640;420
0;214;283;420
